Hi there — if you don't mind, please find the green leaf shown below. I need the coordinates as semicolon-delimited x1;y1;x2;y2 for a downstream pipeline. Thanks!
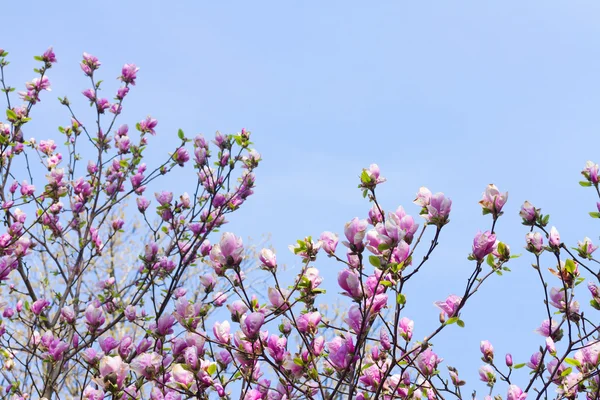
396;293;406;305
486;254;495;268
293;357;304;367
564;357;581;367
6;109;17;120
446;317;459;325
564;259;576;274
589;212;600;219
378;243;391;251
369;255;381;268
456;319;465;328
579;181;592;187
178;129;185;140
34;55;43;61
561;367;572;377
513;363;526;369
207;363;217;375
360;170;371;184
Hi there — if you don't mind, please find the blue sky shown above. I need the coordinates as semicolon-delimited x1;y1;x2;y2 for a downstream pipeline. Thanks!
4;1;600;395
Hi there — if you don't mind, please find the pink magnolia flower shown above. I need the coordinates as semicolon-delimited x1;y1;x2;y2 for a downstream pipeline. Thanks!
479;184;508;216
398;317;414;341
414;187;432;207
360;163;386;188
434;295;462;318
576;237;598;259
505;353;513;367
535;319;559;338
297;311;322;334
268;287;289;311
81;52;101;76
549;226;561;248
138;116;158;135
525;232;544;254
480;340;494;362
507;385;527;400
545;337;556;355
267;335;287;363
343;217;368;251
210;232;244;267
242;312;265;339
581;341;600;366
136;196;150;213
548;287;579;314
479;365;496;383
42;47;57;64
344;306;363;333
422;192;452;227
20;180;35;196
120;63;139;85
31;298;49;315
368;204;384;225
304;267;323;290
212;320;231;345
472;231;496;261
124;304;137;322
213;291;227;306
320;231;339;255
259;248;277;269
526;351;542;370
131;352;162;379
416;348;442;376
171;363;194;389
380;328;391;350
583;161;600;185
227;300;248;322
327;336;355;370
338;269;362;299
394;206;419;244
519;201;538;223
98;355;128;390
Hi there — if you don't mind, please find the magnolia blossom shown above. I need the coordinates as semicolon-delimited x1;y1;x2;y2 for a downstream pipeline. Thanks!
525;232;544;254
320;231;339;255
519;201;537;223
259;248;277;269
507;385;527;400
213;320;232;344
130;352;162;379
576;237;598;259
434;294;462;318
343;217;368;251
535;319;560;337
583;160;600;185
327;336;355;370
210;232;244;267
297;311;321;334
416;348;442;376
479;365;495;383
171;363;194;388
398;317;414;341
479;184;508;215
480;340;494;362
472;231;496;261
98;356;129;390
422;192;452;227
548;226;561;248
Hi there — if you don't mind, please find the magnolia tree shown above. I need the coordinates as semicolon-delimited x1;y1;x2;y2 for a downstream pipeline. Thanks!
0;48;598;400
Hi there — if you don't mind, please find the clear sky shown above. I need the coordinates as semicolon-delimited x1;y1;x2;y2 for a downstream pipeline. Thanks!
4;1;600;395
